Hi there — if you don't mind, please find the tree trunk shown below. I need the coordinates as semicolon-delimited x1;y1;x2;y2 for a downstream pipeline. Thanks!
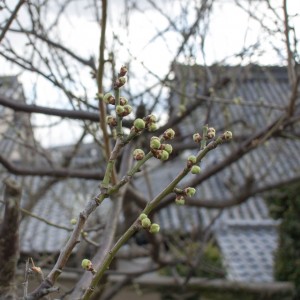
0;179;22;300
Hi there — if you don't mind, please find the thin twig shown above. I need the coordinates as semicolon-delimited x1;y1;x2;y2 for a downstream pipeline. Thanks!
0;0;26;43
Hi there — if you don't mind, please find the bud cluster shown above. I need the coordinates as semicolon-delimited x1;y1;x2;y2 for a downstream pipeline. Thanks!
174;186;197;205
139;213;160;234
144;114;158;132
103;66;134;127
150;136;173;161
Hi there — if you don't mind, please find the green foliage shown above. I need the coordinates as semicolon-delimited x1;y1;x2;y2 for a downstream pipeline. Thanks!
268;183;300;299
160;241;225;279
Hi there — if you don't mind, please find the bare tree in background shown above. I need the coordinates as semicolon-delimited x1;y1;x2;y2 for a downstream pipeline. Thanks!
0;0;299;299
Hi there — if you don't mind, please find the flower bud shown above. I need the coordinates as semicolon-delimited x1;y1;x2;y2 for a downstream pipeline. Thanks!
123;104;133;116
81;259;92;271
147;114;157;123
175;196;185;205
191;165;201;174
160;150;169;161
106;115;117;127
114;76;127;88
103;92;115;104
187;155;197;164
150;136;161;150
70;218;77;225
119;65;128;77
133;118;146;131
139;213;148;221
208;127;216;134
116;105;125;116
207;127;216;139
163;128;175;140
149;223;160;234
141;217;151;228
133;149;145;161
193;133;202;143
185;187;196;197
147;123;158;132
207;132;215;139
223;131;233;141
120;97;128;105
163;144;173;154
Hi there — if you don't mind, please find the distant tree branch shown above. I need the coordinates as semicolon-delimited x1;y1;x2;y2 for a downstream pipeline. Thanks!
0;153;104;179
0;0;26;44
0;95;132;126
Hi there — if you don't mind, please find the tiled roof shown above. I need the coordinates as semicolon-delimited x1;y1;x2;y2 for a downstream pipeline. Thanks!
159;63;300;282
0;76;110;254
216;224;278;282
20;177;110;253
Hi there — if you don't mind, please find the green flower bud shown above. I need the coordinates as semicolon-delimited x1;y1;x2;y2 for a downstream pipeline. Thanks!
191;165;201;174
148;114;157;123
81;259;92;270
141;217;151;228
133;118;146;131
188;155;197;164
163;144;173;154
106;115;117;127
120;97;128;105
193;133;202;143
223;131;233;140
185;187;196;197
149;223;160;234
116;105;125;116
150;136;161;150
139;213;148;221
123;104;133;116
160;150;169;161
103;92;115;104
147;123;158;132
115;76;127;88
175;196;185;205
133;149;145;161
163;128;175;140
70;218;77;225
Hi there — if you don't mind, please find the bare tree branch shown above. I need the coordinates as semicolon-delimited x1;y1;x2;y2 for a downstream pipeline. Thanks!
0;0;26;44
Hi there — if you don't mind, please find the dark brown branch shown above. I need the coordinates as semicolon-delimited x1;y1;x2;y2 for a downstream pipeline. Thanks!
0;95;132;126
0;95;99;122
0;153;104;179
283;0;299;117
0;0;26;43
0;179;22;300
